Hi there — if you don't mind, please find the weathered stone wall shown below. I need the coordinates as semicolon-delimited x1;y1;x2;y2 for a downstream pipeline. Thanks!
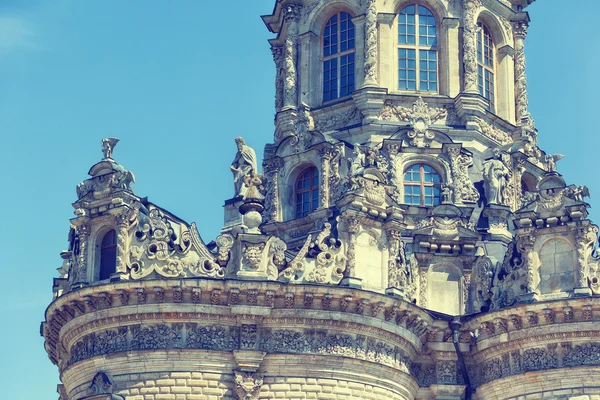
475;366;600;400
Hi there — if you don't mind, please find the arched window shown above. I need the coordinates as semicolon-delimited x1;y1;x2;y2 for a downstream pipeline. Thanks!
295;167;320;217
323;12;355;102
397;5;438;92
99;230;117;280
477;22;495;111
403;164;441;206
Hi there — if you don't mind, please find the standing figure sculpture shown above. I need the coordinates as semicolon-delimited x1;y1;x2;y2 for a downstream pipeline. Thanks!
231;137;258;198
482;149;512;205
349;144;366;176
102;137;119;159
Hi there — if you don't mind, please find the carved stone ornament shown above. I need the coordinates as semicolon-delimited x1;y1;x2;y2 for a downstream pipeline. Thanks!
283;4;299;109
380;97;446;147
76;161;135;201
242;242;266;270
477;119;512;145
235;371;264;400
462;0;482;93
90;372;115;395
363;0;378;87
129;207;222;280
101;137;119;159
279;222;346;285
231;137;259;198
482;149;513;206
446;147;479;203
313;107;362;134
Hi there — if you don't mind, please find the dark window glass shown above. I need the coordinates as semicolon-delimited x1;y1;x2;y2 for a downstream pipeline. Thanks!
323;12;355;102
99;229;117;280
398;5;437;92
477;23;495;112
295;167;320;218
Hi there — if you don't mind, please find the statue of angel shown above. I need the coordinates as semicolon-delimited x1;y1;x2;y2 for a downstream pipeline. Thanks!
566;185;590;202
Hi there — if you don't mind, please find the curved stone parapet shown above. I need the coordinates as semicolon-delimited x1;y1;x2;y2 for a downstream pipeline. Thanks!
43;279;433;399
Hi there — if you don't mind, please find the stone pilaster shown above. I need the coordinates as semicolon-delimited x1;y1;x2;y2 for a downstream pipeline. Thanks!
386;229;401;288
283;5;300;110
74;223;91;285
263;157;283;222
462;0;481;94
362;0;378;87
517;234;538;299
271;45;284;112
114;212;130;278
513;21;529;123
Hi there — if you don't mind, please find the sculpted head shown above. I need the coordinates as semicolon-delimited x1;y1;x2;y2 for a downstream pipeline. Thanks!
235;136;245;151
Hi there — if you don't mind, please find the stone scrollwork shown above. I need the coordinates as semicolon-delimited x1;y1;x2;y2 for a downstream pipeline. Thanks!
517;234;538;294
279;222;346;285
363;0;378;87
292;102;315;152
575;224;599;288
513;21;529;123
283;4;300;109
490;241;524;311
446;147;479;203
235;371;263;400
314;107;363;133
271;45;284;111
262;157;284;221
477;119;513;145
380;97;446;148
473;257;494;312
462;0;482;93
129;207;221;280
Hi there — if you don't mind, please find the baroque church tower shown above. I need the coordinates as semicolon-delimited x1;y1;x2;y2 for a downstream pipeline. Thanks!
42;1;600;399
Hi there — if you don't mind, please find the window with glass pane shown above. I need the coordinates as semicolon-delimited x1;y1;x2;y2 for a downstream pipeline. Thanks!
323;12;355;102
477;23;495;112
296;167;320;218
100;229;117;280
398;5;437;92
403;164;441;206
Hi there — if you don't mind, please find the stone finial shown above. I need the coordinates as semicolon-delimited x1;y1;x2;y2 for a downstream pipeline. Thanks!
101;137;119;159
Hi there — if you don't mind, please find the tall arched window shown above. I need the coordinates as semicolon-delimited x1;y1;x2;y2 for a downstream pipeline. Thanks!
477;22;495;111
99;230;117;280
323;12;355;102
404;164;441;206
397;5;438;92
296;167;320;218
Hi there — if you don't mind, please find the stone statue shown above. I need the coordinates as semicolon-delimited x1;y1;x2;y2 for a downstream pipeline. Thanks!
349;144;365;176
231;137;258;198
101;137;119;159
544;153;564;172
482;149;511;205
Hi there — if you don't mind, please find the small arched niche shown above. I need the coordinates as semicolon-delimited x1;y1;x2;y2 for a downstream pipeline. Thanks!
428;264;462;315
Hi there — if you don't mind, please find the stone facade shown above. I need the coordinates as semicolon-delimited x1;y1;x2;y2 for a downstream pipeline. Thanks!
42;0;600;399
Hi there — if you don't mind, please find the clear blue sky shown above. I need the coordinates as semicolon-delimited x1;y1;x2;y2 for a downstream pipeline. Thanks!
0;1;598;397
